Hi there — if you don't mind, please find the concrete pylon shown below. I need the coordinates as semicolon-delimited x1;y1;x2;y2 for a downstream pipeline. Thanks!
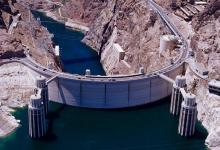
170;75;186;115
85;69;91;76
178;93;197;137
36;76;48;115
28;92;47;139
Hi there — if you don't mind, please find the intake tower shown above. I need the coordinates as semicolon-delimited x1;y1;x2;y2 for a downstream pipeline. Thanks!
28;90;47;139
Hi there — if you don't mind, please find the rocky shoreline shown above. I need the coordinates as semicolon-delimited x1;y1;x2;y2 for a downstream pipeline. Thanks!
41;10;89;33
185;66;220;150
0;0;59;138
0;62;39;138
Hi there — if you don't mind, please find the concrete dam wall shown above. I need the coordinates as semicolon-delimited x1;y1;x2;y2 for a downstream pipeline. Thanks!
48;64;184;108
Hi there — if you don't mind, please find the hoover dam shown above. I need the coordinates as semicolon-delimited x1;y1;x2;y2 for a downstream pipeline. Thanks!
1;0;188;109
2;0;219;149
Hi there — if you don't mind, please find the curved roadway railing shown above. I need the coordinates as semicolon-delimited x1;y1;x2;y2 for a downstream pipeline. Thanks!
1;0;189;82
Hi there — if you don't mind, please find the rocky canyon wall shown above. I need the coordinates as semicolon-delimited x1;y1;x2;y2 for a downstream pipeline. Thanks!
186;1;220;149
82;0;180;75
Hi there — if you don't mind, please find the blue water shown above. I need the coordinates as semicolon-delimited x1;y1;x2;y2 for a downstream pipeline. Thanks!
0;100;208;150
35;12;105;75
0;12;208;150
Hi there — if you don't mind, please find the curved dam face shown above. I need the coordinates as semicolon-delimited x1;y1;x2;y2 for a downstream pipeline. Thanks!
48;65;184;108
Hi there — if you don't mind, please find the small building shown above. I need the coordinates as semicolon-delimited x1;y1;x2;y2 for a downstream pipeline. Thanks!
208;80;220;96
54;45;60;56
112;43;125;61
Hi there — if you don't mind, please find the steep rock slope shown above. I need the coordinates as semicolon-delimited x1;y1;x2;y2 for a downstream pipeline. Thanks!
42;0;180;75
59;0;107;25
0;0;60;69
186;1;220;149
191;0;220;80
83;0;179;74
0;0;60;137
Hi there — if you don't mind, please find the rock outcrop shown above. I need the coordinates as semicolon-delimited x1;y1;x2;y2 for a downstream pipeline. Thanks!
82;0;180;74
185;67;220;150
0;0;60;137
0;62;38;137
40;0;180;75
0;32;25;58
186;1;220;149
190;0;220;79
0;0;60;69
59;0;107;26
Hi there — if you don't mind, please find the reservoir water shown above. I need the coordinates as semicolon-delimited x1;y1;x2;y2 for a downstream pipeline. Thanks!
0;12;208;150
38;13;106;75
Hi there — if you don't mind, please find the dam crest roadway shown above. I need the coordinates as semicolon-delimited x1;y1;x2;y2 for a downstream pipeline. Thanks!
1;0;190;109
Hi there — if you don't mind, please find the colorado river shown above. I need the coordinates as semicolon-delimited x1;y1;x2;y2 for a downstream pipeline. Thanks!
36;12;105;75
0;12;208;150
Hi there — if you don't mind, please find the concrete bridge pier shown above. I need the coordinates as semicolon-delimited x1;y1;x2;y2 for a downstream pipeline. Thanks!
28;90;47;139
85;69;91;76
170;75;186;115
35;76;49;115
178;93;197;137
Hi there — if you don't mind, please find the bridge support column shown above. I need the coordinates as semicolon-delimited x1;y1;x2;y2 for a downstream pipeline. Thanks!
28;92;47;139
170;75;186;115
85;69;91;76
178;93;197;137
36;76;49;115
